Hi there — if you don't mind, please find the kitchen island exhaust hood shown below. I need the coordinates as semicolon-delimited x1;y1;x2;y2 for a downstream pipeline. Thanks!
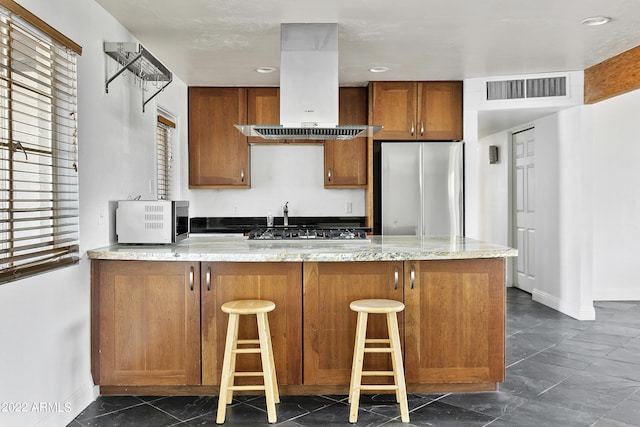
235;23;381;141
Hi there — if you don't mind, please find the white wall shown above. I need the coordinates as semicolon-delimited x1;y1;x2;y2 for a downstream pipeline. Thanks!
0;1;188;425
592;89;640;300
182;144;366;219
469;82;640;315
464;71;596;320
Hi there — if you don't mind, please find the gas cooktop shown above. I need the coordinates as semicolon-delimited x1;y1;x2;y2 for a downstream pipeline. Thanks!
248;227;368;240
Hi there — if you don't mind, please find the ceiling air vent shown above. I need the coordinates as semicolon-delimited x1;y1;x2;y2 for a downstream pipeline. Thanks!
486;76;567;100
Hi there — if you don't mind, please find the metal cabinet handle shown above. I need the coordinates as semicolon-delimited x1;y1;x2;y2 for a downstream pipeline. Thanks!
189;266;194;291
410;121;415;136
240;168;245;183
394;266;399;290
420;121;424;136
327;168;332;182
206;266;211;291
410;264;415;289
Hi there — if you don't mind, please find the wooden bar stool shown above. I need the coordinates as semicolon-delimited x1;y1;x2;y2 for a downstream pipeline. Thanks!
216;300;279;424
349;299;409;423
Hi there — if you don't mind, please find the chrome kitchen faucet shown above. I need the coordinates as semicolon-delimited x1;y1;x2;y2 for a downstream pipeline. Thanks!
283;202;289;226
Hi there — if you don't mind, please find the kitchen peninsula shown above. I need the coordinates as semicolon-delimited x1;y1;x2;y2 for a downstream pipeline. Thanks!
88;235;516;396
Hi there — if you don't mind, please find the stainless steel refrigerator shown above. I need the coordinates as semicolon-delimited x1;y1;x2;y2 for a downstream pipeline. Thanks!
373;142;464;236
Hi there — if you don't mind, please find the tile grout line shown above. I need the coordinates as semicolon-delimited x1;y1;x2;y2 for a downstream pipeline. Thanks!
506;343;557;369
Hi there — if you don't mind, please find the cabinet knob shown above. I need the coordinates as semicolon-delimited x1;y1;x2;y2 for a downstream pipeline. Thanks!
327;168;332;182
410;121;415;136
420;121;424;137
394;266;399;290
206;267;211;291
240;168;245;183
189;266;194;291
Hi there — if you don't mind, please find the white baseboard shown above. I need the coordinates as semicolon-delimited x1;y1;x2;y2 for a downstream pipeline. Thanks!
35;381;98;427
532;288;596;321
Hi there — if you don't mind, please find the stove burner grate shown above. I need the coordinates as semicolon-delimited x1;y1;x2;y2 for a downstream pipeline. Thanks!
248;227;368;240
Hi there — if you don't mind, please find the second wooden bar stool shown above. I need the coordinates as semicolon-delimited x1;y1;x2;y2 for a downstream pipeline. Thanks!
216;299;279;424
349;299;409;423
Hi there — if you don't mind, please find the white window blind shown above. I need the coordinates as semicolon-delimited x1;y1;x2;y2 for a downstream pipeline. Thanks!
156;114;175;200
0;6;79;284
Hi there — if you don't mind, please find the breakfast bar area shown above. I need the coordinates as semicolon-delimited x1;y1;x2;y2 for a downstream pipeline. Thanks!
88;236;517;397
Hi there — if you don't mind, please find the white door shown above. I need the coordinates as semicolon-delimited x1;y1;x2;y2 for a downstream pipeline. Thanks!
513;128;535;293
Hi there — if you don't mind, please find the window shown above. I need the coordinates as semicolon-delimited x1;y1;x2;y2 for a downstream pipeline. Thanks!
156;113;175;200
0;4;80;284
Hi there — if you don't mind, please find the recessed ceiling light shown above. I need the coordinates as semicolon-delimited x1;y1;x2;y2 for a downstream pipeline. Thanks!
368;66;389;73
580;16;611;26
256;67;277;74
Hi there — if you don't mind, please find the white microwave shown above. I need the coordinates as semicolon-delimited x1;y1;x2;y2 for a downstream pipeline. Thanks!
116;200;189;244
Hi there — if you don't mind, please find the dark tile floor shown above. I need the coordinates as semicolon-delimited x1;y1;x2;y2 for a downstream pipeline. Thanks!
68;288;640;426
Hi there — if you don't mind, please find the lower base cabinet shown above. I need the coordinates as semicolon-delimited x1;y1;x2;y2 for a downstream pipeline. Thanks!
92;260;201;386
200;262;303;386
302;261;404;385
404;259;505;384
92;258;505;390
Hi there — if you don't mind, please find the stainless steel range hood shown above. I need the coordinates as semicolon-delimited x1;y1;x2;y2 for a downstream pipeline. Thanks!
235;23;382;141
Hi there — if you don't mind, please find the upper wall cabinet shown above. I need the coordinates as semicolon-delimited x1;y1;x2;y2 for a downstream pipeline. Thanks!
371;81;463;141
188;87;250;188
324;87;368;188
247;88;280;144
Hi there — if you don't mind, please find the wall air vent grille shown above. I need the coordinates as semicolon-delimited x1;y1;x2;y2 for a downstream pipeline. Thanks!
486;80;525;100
486;76;567;100
526;77;567;98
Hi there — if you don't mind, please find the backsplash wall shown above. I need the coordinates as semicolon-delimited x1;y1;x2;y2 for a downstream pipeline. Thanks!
182;144;366;218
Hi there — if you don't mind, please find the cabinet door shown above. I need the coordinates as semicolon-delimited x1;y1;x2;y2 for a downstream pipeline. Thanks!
324;87;367;187
404;259;505;384
95;261;200;386
303;261;404;385
188;87;250;187
417;81;463;141
371;82;418;140
247;87;279;144
201;262;302;386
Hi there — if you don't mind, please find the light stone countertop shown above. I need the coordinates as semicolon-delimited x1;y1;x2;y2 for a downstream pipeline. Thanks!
87;235;517;262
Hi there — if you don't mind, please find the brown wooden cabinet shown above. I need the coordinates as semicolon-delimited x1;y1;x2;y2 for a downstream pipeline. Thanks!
91;257;506;393
302;259;505;388
404;258;505;385
201;262;303;386
247;87;280;144
371;81;463;141
303;261;404;385
188;87;250;188
92;260;201;386
324;87;368;188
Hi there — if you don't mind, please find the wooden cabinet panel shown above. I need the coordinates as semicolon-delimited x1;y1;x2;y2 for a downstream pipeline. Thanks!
247;87;280;144
418;81;463;141
324;87;368;188
372;81;462;141
95;261;200;386
371;82;418;140
303;261;404;385
201;262;302;386
188;87;250;187
404;259;505;384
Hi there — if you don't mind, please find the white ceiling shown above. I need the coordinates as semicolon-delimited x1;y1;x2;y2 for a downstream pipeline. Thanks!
95;0;640;136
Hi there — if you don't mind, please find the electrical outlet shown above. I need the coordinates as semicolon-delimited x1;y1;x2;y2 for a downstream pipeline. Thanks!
232;205;238;214
345;202;352;213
